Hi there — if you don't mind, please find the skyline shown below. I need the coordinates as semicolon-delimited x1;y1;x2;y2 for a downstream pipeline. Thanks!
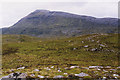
0;0;119;28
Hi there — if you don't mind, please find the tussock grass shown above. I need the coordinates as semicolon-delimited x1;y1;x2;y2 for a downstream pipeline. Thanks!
2;34;119;69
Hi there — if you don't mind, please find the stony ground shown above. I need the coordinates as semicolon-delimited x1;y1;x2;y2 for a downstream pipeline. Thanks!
1;33;119;79
1;65;120;79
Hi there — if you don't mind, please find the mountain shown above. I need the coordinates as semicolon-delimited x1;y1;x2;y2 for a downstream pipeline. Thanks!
2;10;118;37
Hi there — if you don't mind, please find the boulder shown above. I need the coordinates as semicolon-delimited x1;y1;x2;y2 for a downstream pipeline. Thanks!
99;44;105;47
91;48;97;51
70;66;79;69
51;66;54;68
89;66;103;69
113;74;119;77
17;67;25;70
84;45;88;48
75;72;89;77
38;75;44;78
64;73;68;75
53;75;64;78
34;69;39;72
17;73;27;78
0;73;27;80
58;70;62;72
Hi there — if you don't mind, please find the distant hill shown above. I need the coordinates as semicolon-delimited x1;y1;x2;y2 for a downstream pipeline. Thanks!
2;10;118;37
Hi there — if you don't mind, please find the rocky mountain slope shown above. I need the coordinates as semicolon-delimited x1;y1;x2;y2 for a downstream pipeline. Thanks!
2;10;118;37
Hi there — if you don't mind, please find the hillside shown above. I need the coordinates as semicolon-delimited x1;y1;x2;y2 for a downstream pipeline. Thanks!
1;10;119;79
2;10;118;37
2;33;119;78
3;34;119;68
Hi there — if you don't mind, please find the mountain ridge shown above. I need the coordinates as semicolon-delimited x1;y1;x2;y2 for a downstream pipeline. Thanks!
2;10;118;37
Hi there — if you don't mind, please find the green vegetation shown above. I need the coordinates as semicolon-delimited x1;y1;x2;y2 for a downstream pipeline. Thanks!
2;34;119;69
1;10;119;79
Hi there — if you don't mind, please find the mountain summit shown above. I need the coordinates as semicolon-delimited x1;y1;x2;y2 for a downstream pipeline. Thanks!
2;10;118;37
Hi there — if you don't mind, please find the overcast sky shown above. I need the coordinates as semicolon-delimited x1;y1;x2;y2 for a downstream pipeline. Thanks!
0;0;119;28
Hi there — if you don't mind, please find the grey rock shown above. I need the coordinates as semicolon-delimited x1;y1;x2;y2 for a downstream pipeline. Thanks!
70;66;79;68
34;69;39;72
75;72;89;77
17;66;25;70
84;45;88;48
53;75;64;78
17;73;27;78
38;75;44;78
